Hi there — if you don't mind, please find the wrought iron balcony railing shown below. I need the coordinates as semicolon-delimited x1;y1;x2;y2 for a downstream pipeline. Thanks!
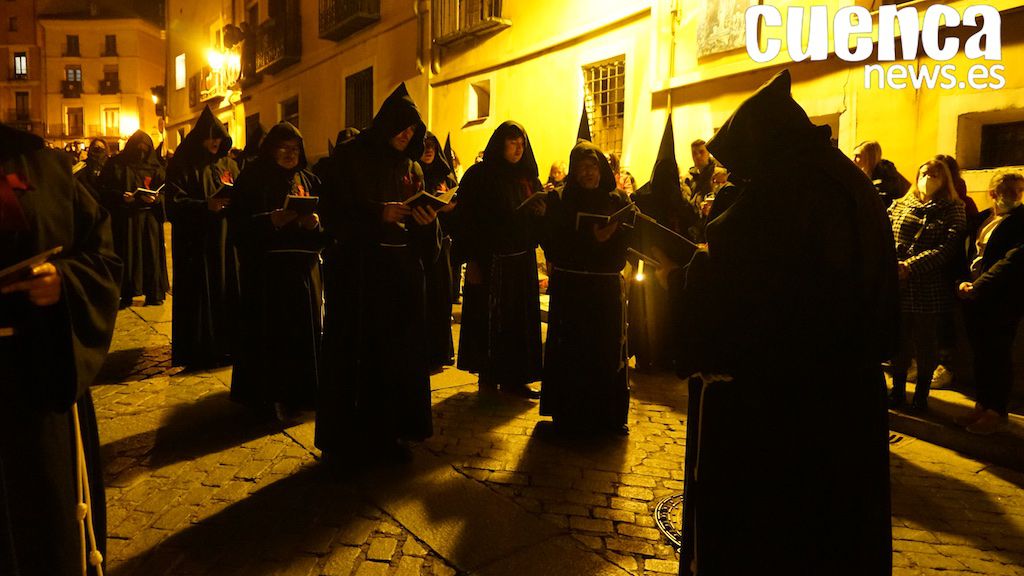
434;0;509;47
255;16;301;75
61;80;83;98
99;78;120;94
318;0;380;42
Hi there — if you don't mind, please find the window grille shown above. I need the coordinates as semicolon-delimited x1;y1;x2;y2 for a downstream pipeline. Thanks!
582;57;626;159
345;67;373;130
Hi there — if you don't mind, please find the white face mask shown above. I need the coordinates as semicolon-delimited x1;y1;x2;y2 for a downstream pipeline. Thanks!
918;175;941;197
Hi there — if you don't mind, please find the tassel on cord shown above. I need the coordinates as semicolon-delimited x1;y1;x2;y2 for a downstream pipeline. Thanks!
72;403;104;576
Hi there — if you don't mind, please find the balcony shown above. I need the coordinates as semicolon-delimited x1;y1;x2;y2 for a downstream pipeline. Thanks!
8;72;28;81
5;109;32;132
255;16;301;75
61;80;82;98
434;0;509;47
199;65;229;102
99;78;120;94
318;0;379;41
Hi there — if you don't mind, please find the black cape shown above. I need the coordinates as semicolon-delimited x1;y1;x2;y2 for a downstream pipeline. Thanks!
315;83;438;451
230;122;327;410
673;70;897;575
420;131;457;368
0;124;121;576
98;130;168;302
165;106;241;368
540;141;631;429
452;121;544;385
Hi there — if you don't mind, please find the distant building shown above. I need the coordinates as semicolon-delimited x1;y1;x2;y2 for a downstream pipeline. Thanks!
39;11;165;151
0;0;44;137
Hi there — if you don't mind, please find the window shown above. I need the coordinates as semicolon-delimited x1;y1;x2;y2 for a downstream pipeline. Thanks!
8;16;16;31
247;1;259;24
175;54;186;90
14;92;28;120
345;67;373;130
245;113;261;149
103;64;118;81
980;121;1024;169
468;79;490;122
66;107;84;136
434;0;507;44
582;57;626;159
65;65;82;82
13;52;27;78
281;96;299;128
104;35;117;56
66;35;80;56
103;108;120;136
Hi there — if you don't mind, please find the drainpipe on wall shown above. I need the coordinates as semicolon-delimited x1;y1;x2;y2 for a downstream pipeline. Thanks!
416;0;434;126
667;0;679;111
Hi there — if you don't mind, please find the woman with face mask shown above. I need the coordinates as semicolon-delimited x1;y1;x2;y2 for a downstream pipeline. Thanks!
540;140;632;434
75;138;108;202
887;158;966;411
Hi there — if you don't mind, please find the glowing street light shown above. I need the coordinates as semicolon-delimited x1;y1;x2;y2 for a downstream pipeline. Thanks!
207;49;225;71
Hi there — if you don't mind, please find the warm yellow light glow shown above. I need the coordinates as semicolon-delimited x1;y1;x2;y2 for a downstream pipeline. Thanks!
151;94;159;104
227;52;241;71
635;259;645;282
207;49;225;70
119;114;140;137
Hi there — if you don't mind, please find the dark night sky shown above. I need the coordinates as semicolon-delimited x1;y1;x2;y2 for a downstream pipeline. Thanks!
37;0;164;26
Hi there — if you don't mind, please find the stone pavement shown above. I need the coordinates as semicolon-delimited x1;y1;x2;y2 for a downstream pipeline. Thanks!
94;299;1024;575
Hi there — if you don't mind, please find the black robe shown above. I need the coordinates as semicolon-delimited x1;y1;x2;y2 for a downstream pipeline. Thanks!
165;106;241;368
628;115;699;371
672;70;897;576
540;141;631;430
452;121;544;386
0;125;121;576
98;130;168;302
74;155;105;203
315;83;438;452
230;123;326;410
420;131;457;369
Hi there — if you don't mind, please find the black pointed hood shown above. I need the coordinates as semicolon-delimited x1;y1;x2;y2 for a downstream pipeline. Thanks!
577;105;592;144
649;113;680;200
706;70;831;180
361;83;426;160
482;121;539;179
173;106;232;167
566;140;616;195
118;130;159;168
420;131;451;179
443;133;459;172
258;121;307;172
0;123;45;161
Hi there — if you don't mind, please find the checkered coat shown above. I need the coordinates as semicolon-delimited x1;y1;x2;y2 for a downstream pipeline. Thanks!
888;193;966;313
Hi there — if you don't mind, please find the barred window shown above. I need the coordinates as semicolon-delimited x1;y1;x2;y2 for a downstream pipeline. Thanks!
981;120;1024;169
583;57;625;159
345;67;373;130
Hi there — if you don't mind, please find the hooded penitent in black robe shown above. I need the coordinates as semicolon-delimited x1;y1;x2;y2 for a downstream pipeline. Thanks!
165;106;241;368
540;141;631;431
628;114;699;372
0;124;120;576
230;123;326;412
672;70;897;576
315;83;439;453
452;121;544;388
99;130;168;304
74;138;108;203
420;130;457;369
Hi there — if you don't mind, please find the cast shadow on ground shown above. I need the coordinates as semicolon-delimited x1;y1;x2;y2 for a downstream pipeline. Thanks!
101;390;286;484
890;451;1024;558
95;347;148;384
106;466;374;576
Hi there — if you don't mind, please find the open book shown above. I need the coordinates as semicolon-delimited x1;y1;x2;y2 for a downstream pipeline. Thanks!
283;195;318;216
516;190;548;211
403;188;456;211
134;183;164;199
0;246;63;288
212;181;234;199
574;203;637;231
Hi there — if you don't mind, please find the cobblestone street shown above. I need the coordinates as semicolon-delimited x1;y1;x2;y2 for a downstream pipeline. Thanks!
95;301;1024;575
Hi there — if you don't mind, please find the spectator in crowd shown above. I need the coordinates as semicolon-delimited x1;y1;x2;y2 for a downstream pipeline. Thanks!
608;152;635;194
544;160;567;195
888;158;966;411
854;140;910;207
99;130;168;308
419;130;458;370
955;171;1024;435
452;121;546;398
165;106;241;369
541;139;632;433
230;122;327;422
0;122;121;576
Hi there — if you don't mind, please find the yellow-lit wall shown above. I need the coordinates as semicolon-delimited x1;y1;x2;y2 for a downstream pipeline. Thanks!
40;18;165;147
660;0;1024;211
430;0;655;181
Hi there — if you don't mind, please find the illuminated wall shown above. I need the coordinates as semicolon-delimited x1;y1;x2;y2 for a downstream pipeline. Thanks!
39;17;165;148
